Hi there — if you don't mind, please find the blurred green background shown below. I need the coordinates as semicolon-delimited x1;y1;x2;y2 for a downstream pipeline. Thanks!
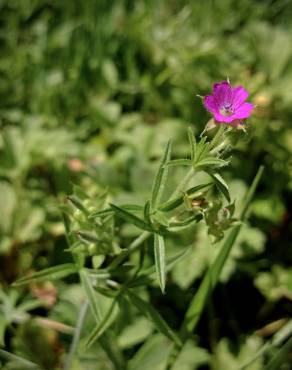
0;0;292;369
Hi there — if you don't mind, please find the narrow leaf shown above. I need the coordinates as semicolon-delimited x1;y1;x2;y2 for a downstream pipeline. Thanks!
158;182;213;212
85;298;118;349
143;200;152;225
167;159;192;167
62;212;74;246
209;172;230;202
196;157;228;168
168;213;203;229
89;204;143;219
129;246;191;287
12;264;78;286
110;204;153;232
79;270;102;321
154;234;166;293
125;289;182;347
194;136;209;164
187;127;196;162
79;272;125;368
151;140;172;209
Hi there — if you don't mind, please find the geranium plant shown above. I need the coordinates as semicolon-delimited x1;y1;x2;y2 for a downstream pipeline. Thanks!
10;82;266;370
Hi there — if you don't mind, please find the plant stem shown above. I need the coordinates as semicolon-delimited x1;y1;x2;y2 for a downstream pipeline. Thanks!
63;300;89;370
108;231;151;270
170;167;194;200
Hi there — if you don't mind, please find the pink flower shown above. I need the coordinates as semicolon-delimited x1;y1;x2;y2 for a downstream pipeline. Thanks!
203;81;253;124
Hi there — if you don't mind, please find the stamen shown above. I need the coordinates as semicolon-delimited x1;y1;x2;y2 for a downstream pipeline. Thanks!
220;103;234;117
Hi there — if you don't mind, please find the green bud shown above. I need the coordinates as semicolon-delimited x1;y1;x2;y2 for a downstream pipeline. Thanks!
92;255;105;269
73;209;85;222
88;243;97;255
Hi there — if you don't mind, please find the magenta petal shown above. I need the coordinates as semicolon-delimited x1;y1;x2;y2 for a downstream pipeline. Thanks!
213;81;230;94
203;80;253;125
213;111;233;123
232;102;254;119
213;81;232;106
203;95;218;113
232;86;249;108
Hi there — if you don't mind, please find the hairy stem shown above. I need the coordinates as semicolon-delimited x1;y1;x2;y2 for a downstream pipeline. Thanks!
170;167;194;200
109;231;151;270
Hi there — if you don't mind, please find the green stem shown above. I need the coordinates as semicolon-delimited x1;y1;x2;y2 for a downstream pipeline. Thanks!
170;167;194;200
240;165;264;220
108;231;151;270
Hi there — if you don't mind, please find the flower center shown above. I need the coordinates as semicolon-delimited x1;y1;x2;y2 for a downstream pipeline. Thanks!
219;103;234;117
